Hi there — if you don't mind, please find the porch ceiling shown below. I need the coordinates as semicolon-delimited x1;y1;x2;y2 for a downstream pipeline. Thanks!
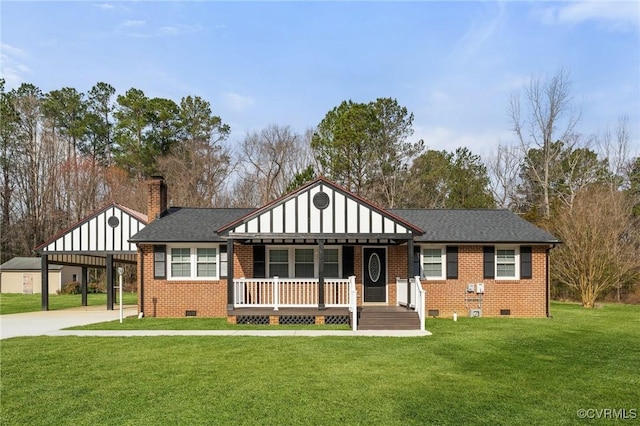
228;232;413;245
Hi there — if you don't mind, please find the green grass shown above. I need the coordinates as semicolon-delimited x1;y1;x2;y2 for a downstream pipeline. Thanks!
1;302;638;425
69;317;351;330
0;293;138;315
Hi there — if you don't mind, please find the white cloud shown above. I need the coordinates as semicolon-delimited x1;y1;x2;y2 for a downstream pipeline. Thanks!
0;43;31;89
413;124;512;157
95;3;114;10
223;92;256;112
450;2;506;63
540;1;639;32
120;20;146;28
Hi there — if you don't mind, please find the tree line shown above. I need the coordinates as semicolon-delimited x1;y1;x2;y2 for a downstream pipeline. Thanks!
1;70;638;306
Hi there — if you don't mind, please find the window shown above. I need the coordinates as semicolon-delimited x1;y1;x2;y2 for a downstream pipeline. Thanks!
496;248;518;279
421;247;445;279
269;249;289;277
167;245;220;280
171;248;191;277
266;246;342;278
197;248;217;277
295;248;314;278
324;249;340;278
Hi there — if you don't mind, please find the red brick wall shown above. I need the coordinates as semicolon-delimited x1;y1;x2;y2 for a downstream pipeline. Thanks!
146;177;167;221
418;245;548;318
137;243;549;318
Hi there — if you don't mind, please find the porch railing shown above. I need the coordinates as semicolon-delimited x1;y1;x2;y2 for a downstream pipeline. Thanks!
396;276;426;331
233;277;351;310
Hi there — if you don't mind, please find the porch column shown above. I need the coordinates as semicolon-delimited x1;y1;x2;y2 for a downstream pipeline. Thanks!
81;266;88;306
41;255;49;311
318;239;325;309
407;239;414;310
106;254;114;310
227;239;234;310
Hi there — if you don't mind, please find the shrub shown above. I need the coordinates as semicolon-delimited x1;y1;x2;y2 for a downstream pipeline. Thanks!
60;281;81;295
88;281;106;293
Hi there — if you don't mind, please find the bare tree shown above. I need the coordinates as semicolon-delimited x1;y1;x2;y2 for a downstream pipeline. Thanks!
598;115;635;190
510;69;581;218
238;125;311;205
552;186;640;308
487;143;522;209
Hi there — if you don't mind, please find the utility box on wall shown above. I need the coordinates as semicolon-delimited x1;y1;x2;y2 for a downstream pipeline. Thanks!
469;308;482;318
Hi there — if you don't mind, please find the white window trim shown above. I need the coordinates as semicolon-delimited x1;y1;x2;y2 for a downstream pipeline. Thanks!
495;246;520;280
420;245;446;280
166;244;220;281
266;245;342;278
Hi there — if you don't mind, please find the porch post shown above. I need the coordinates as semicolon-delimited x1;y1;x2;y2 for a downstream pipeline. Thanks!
318;239;325;309
407;239;414;310
41;255;49;311
227;239;234;310
81;266;88;306
106;254;114;310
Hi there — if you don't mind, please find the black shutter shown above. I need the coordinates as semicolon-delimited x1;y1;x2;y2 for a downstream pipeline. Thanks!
520;246;532;279
483;246;495;279
413;246;421;277
446;246;458;279
253;245;266;278
342;246;354;278
153;245;166;279
220;245;228;278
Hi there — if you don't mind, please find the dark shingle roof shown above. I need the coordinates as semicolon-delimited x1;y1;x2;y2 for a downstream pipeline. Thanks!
390;209;558;243
0;257;64;271
129;207;254;243
129;206;557;244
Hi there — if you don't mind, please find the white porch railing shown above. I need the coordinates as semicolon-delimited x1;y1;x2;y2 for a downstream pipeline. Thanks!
233;277;351;310
349;275;357;331
396;276;426;331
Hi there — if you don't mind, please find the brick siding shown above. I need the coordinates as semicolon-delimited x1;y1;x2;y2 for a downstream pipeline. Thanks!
138;243;548;318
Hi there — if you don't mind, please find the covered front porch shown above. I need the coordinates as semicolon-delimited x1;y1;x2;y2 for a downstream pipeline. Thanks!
227;276;425;330
216;178;427;330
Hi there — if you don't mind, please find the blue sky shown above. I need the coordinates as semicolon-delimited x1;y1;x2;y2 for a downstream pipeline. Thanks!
2;1;639;157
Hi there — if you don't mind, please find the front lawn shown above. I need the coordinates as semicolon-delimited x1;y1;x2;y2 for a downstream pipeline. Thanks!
0;293;138;315
1;302;638;425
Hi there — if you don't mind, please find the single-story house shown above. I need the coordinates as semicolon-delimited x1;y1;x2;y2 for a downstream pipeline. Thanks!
0;257;82;294
129;176;558;327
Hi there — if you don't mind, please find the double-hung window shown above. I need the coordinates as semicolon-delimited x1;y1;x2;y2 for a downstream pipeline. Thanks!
171;248;191;278
422;247;445;280
295;248;315;278
323;248;340;278
167;245;219;280
196;248;217;278
269;249;289;278
496;247;518;279
266;246;341;278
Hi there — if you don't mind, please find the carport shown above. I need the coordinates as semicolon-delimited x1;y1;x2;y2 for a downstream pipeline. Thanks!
34;202;147;311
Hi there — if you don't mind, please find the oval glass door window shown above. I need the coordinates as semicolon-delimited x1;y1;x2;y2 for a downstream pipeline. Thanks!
368;253;381;282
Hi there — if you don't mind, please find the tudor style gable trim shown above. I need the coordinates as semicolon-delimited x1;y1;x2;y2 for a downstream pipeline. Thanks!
35;202;148;254
217;177;423;239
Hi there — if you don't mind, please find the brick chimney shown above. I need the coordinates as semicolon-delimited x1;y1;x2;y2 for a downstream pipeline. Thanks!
147;176;168;221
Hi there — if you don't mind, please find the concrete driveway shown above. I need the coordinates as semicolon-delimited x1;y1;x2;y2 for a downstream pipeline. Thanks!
0;305;138;339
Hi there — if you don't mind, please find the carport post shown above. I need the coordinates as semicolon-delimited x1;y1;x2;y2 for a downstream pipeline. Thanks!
81;266;88;306
106;254;114;310
41;255;49;311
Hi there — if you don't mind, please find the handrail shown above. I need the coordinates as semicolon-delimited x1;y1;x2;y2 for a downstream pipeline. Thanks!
413;275;426;331
349;275;357;331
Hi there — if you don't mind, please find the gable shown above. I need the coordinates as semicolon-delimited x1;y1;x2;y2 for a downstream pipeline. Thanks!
218;178;422;241
35;203;148;254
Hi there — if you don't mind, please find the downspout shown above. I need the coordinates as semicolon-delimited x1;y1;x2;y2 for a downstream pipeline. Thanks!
545;244;555;318
139;245;144;315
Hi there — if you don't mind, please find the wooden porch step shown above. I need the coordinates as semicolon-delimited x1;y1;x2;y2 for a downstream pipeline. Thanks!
358;307;420;330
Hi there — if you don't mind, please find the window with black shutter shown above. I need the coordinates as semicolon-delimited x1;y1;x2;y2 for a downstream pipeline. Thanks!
153;245;166;279
253;245;266;278
483;246;495;279
446;246;458;279
520;246;532;279
342;246;354;278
